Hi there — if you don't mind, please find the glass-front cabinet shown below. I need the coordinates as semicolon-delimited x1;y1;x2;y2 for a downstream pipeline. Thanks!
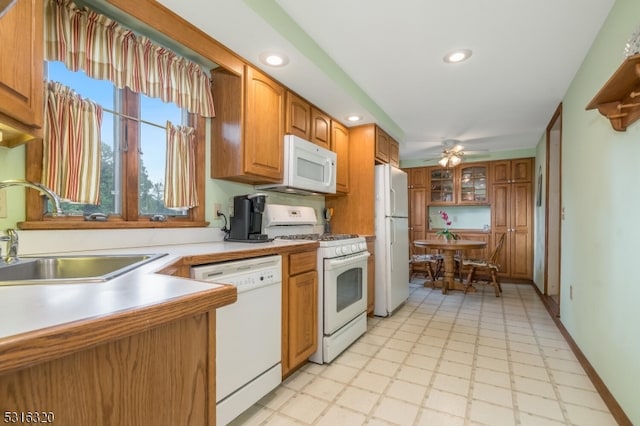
459;164;488;204
429;168;455;203
428;162;489;205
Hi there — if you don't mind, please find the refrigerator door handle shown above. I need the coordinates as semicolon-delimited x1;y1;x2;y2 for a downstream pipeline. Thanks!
390;187;396;216
390;217;395;270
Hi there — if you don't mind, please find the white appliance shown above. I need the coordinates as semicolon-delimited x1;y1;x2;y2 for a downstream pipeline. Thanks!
257;135;337;195
191;256;282;426
374;164;410;316
264;204;369;364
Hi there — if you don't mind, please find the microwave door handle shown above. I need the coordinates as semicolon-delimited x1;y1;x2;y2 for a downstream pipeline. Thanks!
325;158;335;185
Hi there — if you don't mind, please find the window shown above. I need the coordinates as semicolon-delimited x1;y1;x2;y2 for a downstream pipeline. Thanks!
24;65;206;228
23;0;210;229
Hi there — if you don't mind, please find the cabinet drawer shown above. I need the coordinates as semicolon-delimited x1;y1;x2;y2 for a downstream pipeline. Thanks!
289;251;317;275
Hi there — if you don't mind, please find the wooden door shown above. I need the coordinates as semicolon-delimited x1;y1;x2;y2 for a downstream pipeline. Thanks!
509;182;533;278
491;183;511;276
311;108;331;150
244;66;284;180
287;270;318;369
0;0;43;134
331;120;350;193
285;91;310;139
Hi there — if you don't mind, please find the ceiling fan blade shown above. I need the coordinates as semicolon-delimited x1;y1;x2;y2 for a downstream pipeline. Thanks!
451;144;465;153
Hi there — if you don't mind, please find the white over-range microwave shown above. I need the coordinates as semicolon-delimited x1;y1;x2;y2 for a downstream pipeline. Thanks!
257;134;337;195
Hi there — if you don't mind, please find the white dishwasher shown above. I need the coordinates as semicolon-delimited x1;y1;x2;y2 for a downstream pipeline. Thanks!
191;255;282;426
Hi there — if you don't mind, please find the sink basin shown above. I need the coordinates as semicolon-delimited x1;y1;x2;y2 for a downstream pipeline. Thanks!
0;253;166;286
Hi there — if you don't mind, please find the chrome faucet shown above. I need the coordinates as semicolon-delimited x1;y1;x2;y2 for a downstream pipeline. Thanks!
0;228;18;263
0;179;64;216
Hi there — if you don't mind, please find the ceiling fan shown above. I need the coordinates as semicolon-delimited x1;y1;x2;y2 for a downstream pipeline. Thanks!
422;139;487;167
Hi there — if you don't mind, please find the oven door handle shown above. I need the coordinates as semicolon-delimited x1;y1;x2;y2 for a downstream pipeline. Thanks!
325;251;370;268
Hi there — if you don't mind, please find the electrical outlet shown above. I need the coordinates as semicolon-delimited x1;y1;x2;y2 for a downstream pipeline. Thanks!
214;202;222;216
0;189;7;218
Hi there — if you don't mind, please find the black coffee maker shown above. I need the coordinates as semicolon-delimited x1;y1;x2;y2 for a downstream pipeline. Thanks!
227;193;271;242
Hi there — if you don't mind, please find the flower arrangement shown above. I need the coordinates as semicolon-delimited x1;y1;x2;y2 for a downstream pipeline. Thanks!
436;210;458;241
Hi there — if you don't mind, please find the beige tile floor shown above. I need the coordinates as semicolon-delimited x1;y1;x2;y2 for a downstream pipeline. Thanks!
230;281;617;426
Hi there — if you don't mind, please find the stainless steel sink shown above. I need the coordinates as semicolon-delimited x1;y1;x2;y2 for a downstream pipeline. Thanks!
0;253;166;286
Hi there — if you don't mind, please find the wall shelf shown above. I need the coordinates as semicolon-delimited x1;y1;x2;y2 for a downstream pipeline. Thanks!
586;53;640;132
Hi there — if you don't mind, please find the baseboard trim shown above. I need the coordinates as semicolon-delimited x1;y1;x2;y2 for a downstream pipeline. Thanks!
531;283;632;426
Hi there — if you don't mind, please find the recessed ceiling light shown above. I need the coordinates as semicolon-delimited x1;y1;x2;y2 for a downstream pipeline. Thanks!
443;49;472;64
346;115;362;122
259;52;289;67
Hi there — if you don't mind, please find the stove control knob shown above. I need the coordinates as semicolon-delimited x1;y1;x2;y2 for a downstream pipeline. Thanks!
335;247;342;256
351;244;357;252
359;242;367;251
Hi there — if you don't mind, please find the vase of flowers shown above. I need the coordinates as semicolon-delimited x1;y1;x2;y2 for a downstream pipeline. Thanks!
436;210;458;242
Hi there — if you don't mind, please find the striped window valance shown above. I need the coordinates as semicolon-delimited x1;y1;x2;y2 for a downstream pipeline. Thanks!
44;0;215;118
42;81;102;205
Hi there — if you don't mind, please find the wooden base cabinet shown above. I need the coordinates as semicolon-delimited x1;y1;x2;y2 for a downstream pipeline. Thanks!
0;313;216;426
282;249;318;378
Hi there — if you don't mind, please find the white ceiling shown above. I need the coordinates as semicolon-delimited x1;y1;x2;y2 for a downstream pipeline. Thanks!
158;0;616;162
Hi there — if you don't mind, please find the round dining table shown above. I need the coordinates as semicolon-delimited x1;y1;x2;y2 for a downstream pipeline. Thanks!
413;239;488;294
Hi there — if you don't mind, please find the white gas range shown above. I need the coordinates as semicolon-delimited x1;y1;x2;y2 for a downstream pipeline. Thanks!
264;204;369;364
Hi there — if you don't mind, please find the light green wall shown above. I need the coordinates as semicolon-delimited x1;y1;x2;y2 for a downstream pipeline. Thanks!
539;0;640;422
0;146;27;230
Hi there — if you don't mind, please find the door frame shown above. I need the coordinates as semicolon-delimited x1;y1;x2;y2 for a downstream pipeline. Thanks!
544;103;562;317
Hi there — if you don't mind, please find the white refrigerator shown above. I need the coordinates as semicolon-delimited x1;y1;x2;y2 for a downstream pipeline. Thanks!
374;164;410;317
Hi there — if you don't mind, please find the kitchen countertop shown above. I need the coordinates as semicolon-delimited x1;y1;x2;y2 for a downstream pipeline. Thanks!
0;239;318;375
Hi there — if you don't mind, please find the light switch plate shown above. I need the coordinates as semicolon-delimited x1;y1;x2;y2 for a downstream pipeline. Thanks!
0;189;6;218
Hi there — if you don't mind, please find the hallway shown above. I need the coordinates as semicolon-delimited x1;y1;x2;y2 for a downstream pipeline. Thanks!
232;282;616;425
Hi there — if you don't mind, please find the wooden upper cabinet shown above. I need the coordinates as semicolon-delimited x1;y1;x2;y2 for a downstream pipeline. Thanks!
458;163;489;204
491;158;532;184
284;91;331;150
285;91;311;139
243;67;284;180
375;127;390;163
389;139;400;167
0;0;44;147
331;120;350;193
407;167;427;188
428;167;455;204
211;65;284;183
311;107;331;150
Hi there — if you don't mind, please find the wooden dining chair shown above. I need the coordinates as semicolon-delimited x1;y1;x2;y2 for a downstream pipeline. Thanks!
409;244;443;285
461;233;507;297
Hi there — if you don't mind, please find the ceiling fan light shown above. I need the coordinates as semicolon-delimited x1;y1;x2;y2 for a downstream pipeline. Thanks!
438;157;449;167
450;155;462;166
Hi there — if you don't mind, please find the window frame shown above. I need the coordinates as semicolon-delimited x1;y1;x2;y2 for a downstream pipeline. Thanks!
21;91;208;230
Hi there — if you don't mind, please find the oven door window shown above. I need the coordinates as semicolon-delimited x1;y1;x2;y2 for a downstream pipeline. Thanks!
336;267;363;312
